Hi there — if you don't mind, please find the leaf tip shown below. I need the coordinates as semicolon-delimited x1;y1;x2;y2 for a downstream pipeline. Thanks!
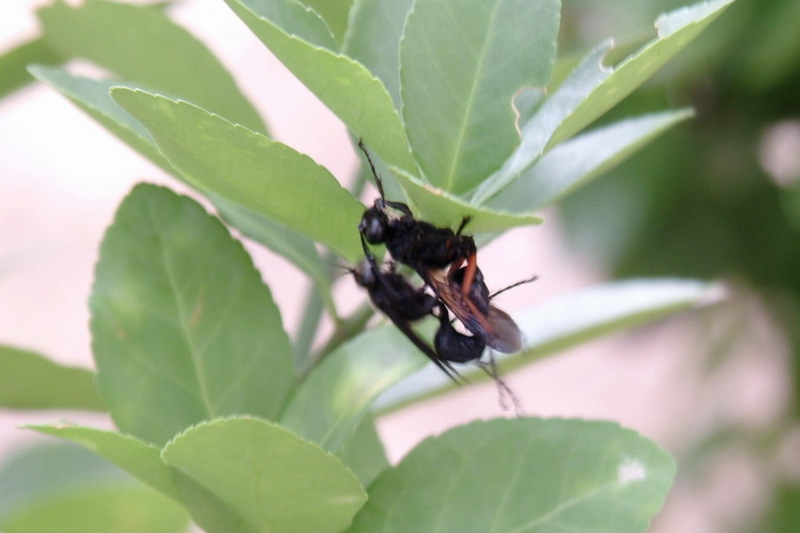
656;0;736;38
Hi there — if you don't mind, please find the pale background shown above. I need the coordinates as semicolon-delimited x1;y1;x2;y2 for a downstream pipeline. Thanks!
0;2;788;531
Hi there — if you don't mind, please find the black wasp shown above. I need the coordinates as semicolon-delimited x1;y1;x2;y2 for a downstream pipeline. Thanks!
354;140;531;379
353;240;534;414
356;140;524;355
351;246;461;382
352;243;526;384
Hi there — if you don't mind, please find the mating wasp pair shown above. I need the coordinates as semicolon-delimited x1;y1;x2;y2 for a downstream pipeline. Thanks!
353;141;534;384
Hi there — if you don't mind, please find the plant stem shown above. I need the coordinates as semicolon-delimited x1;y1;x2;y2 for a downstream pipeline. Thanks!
298;302;374;381
292;282;325;372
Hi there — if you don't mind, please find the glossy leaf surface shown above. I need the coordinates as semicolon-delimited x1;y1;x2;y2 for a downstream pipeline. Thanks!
348;418;674;532
111;88;365;262
90;184;294;445
547;0;734;150
30;67;337;292
162;417;367;533
225;0;416;173
490;109;694;211
400;0;560;194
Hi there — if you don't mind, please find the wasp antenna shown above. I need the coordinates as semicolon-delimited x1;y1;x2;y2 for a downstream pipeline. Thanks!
357;139;386;200
490;275;538;300
334;262;365;283
456;216;472;235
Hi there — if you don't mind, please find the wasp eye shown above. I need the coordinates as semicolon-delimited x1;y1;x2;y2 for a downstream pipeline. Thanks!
360;209;388;244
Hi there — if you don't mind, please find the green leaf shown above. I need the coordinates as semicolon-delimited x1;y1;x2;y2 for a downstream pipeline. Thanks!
515;278;722;364
37;0;265;133
337;414;390;487
0;442;189;533
231;0;336;50
210;194;337;315
162;417;367;533
28;66;173;173
0;442;119;515
547;0;734;150
165;471;252;533
379;278;721;408
0;37;61;99
280;325;427;455
347;418;675;532
392;167;543;231
400;0;560;194
303;0;354;46
0;346;103;411
30;66;339;292
490;109;694;212
1;487;188;533
237;0;339;50
90;184;294;445
472;43;613;203
111;88;366;262
475;0;733;204
342;0;414;110
224;0;416;173
27;425;180;502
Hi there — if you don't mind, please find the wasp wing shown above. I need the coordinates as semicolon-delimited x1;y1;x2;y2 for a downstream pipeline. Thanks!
425;269;522;354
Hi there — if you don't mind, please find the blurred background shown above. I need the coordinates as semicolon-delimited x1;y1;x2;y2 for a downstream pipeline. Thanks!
2;0;799;531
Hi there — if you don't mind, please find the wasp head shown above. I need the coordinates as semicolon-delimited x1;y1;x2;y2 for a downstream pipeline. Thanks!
359;205;390;245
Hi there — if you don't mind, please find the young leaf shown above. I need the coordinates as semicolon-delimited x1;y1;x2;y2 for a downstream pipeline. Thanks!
514;278;722;364
0;346;103;411
475;0;733;203
280;325;427;455
400;0;560;194
378;278;721;408
37;0;266;134
90;184;294;445
472;43;613;203
547;0;735;150
391;167;542;231
489;109;694;212
27;424;181;502
110;88;365;262
162;417;367;533
223;0;416;174
347;418;675;533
